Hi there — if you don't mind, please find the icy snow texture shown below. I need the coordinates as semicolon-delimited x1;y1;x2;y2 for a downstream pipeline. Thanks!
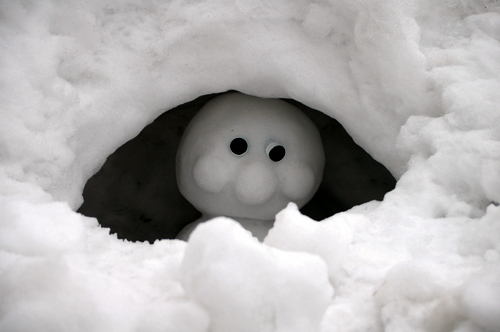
1;0;500;331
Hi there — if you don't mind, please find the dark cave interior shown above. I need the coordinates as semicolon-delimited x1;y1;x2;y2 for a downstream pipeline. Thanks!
78;92;396;243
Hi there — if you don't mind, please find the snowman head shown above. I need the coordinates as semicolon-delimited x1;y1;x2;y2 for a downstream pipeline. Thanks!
176;93;325;221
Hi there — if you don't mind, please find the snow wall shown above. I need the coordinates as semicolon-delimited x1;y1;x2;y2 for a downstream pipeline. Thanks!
1;0;500;331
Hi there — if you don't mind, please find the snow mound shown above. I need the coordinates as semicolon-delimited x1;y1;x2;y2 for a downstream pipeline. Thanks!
1;0;500;331
182;217;332;332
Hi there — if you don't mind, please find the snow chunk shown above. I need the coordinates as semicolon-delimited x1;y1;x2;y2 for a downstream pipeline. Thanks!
462;269;500;332
373;262;461;332
181;217;333;332
0;199;87;255
265;203;354;280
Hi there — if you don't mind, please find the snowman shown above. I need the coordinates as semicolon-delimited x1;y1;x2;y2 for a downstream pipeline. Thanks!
176;93;324;241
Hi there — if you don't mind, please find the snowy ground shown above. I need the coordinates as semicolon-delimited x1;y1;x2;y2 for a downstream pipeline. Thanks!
1;0;500;331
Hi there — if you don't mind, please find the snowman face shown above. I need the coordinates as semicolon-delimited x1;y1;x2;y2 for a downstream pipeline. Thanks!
176;93;325;221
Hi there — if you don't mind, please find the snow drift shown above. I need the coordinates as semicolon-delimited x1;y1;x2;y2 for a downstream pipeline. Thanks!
1;0;500;331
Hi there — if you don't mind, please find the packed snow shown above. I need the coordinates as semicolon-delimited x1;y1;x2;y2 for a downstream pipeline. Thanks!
176;93;325;241
1;0;500;331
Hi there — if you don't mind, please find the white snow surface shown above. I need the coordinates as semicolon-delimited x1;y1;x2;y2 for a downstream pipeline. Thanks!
1;0;500;331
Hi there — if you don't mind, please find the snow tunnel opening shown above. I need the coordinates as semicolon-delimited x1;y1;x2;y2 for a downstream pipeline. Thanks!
78;91;396;243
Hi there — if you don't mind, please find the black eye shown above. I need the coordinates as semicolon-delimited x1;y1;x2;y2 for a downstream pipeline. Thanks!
266;143;286;162
230;137;248;156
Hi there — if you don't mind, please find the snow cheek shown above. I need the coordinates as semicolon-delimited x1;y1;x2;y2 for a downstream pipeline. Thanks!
192;154;231;193
280;163;316;202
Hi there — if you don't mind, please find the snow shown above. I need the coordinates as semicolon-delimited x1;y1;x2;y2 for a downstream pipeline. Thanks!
182;217;332;332
176;93;325;240
1;0;500;331
462;269;500;331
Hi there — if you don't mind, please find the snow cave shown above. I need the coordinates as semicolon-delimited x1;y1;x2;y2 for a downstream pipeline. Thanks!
1;1;500;332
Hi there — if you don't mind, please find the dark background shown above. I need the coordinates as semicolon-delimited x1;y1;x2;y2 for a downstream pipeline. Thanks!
78;91;396;243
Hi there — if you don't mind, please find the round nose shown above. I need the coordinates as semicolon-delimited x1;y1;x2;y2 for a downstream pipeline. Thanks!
234;161;278;205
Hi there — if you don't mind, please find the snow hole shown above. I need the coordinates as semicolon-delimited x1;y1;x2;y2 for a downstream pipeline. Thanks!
78;91;396;242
